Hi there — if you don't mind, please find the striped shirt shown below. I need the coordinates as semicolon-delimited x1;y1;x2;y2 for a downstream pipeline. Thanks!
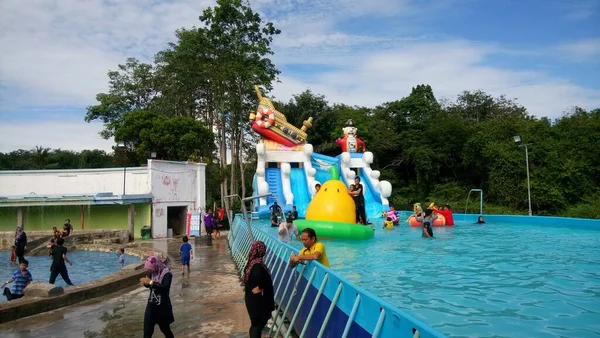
12;269;32;295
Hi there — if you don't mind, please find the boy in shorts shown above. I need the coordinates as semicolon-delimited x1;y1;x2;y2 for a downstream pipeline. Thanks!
179;236;193;275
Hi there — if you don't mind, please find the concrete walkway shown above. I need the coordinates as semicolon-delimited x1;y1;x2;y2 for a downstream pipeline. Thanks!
0;234;252;337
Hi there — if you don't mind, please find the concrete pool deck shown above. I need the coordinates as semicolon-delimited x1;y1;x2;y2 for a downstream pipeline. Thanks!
0;234;253;337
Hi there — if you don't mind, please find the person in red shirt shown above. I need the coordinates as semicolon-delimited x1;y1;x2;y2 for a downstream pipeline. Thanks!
433;205;455;226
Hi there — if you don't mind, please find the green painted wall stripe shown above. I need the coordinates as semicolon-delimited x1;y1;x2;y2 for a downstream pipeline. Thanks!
0;203;151;238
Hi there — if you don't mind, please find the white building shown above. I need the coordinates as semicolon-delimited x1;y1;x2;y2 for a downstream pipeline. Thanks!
0;160;206;238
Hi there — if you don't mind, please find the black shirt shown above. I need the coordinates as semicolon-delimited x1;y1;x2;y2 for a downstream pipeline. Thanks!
145;272;174;324
15;232;27;249
269;204;282;214
271;215;279;227
244;264;275;321
355;183;365;202
292;210;298;220
51;245;67;269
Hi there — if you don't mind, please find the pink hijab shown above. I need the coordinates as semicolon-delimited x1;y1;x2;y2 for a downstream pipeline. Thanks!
244;241;269;283
144;256;170;283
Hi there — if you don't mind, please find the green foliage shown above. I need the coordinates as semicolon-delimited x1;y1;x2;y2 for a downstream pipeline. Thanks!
114;110;214;163
0;148;114;170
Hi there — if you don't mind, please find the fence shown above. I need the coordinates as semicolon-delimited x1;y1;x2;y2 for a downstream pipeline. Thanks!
228;215;445;338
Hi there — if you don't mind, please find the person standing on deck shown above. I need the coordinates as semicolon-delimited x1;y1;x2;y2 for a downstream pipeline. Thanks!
140;256;174;338
203;208;214;246
244;241;275;338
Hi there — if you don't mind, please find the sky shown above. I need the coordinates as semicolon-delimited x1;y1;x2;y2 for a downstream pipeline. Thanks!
0;0;599;153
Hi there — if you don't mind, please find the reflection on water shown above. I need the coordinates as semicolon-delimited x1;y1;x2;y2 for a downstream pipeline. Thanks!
252;218;600;337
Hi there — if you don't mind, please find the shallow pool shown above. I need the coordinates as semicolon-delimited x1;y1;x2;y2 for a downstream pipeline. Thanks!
254;218;600;337
1;250;140;302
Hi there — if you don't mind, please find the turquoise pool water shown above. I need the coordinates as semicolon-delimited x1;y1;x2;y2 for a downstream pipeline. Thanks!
254;218;600;337
1;250;140;302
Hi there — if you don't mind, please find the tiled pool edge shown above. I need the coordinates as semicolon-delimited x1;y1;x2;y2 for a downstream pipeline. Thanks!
0;245;167;324
228;215;445;338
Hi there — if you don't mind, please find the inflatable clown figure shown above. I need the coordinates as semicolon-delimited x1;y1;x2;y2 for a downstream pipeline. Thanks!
335;119;366;153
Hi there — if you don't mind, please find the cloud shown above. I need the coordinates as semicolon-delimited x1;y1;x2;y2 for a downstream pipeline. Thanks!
0;119;113;152
557;38;600;61
563;1;597;20
270;40;600;117
0;0;599;153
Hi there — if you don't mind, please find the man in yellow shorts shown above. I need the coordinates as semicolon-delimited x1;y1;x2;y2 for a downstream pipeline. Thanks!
289;228;330;268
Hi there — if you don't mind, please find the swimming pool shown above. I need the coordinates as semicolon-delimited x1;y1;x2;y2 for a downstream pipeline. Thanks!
1;250;140;302
254;217;600;337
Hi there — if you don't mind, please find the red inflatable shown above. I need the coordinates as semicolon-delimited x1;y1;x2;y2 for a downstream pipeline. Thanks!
408;215;446;227
251;123;299;148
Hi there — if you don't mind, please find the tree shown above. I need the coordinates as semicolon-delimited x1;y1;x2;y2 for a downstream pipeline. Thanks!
114;110;214;163
85;58;157;138
79;150;113;169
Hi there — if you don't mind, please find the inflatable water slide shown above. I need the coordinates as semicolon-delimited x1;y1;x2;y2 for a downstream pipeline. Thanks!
249;86;392;220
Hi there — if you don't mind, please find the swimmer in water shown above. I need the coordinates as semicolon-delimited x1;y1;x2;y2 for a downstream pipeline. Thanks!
476;216;485;224
417;209;437;238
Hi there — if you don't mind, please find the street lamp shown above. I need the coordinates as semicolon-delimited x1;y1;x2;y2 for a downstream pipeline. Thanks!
513;135;532;216
225;193;272;241
116;142;127;196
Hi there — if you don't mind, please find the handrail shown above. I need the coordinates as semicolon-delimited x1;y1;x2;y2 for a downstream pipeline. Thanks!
227;215;446;338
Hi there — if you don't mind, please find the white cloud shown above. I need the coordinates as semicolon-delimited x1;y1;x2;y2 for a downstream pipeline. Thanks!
0;0;599;153
271;40;600;117
558;38;600;61
0;119;113;152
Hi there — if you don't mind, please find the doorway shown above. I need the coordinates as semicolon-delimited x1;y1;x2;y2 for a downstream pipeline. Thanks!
167;206;188;236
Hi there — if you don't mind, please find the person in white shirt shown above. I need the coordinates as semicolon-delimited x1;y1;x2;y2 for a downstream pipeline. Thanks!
278;219;300;243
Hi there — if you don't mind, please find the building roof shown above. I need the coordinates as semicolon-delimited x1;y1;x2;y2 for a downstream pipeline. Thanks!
0;193;153;207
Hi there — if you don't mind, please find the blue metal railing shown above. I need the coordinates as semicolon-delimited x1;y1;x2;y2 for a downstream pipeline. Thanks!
227;215;446;338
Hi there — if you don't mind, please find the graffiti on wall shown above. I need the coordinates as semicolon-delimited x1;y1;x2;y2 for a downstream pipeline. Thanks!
161;175;180;200
155;208;164;217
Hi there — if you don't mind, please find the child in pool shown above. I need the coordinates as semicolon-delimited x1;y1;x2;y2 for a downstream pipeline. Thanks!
383;217;394;229
417;209;437;238
10;245;16;266
117;248;126;268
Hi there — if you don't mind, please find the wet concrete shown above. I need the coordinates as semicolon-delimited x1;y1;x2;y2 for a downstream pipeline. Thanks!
0;234;253;337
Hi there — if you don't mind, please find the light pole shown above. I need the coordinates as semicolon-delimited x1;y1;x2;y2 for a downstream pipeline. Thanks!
116;142;127;196
513;135;532;216
225;193;272;242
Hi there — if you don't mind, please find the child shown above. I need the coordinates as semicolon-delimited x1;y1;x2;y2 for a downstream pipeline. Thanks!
179;236;193;276
46;238;56;257
10;245;16;266
417;209;437;238
383;217;394;229
117;248;125;268
2;259;32;301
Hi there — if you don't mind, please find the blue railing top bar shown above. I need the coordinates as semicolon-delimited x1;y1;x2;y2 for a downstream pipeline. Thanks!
229;214;445;338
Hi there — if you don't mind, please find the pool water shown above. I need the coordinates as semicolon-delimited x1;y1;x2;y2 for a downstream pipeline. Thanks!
254;218;600;337
1;250;140;302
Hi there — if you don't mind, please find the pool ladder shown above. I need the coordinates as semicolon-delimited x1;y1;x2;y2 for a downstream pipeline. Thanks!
464;189;483;221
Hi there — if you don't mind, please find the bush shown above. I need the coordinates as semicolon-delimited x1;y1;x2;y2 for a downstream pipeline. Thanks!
563;193;600;219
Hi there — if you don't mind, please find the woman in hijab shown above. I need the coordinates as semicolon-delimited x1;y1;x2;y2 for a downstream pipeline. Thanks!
14;226;27;264
140;256;174;338
244;241;275;338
